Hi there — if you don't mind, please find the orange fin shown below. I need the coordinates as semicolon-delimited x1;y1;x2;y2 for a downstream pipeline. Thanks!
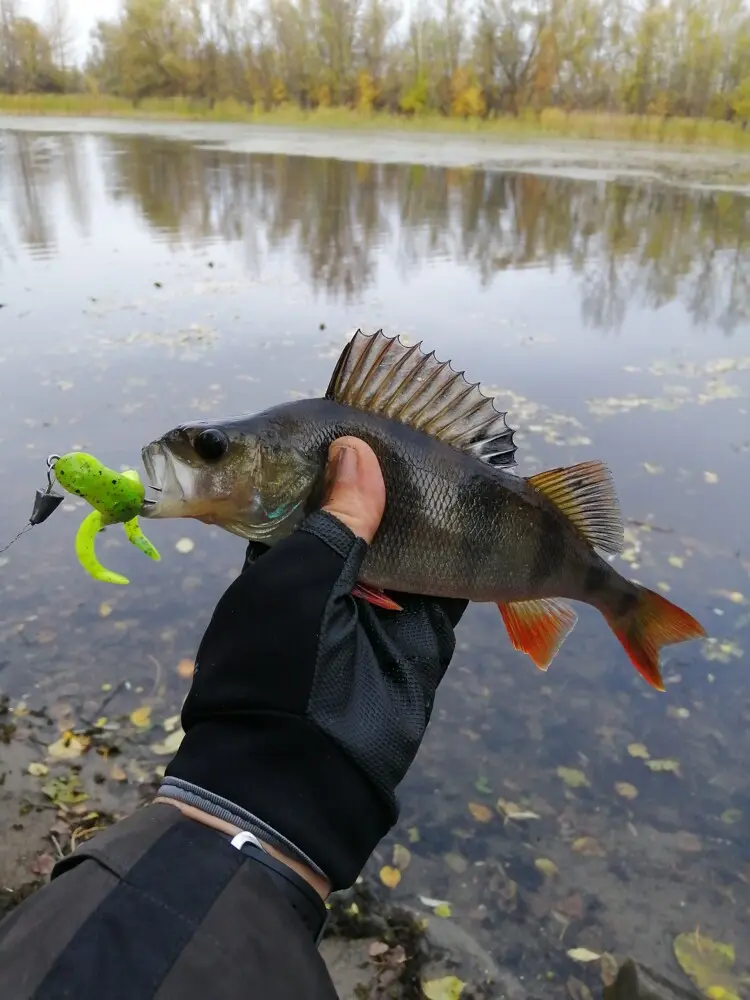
498;598;578;671
526;461;624;554
605;587;706;691
352;584;403;611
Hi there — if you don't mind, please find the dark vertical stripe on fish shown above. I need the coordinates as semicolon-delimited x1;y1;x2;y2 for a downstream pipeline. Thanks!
584;565;609;595
530;510;567;588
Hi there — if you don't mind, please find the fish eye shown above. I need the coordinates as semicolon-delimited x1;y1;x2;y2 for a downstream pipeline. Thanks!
193;428;229;462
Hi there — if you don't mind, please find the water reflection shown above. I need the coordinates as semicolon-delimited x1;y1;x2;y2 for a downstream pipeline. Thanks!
2;130;748;332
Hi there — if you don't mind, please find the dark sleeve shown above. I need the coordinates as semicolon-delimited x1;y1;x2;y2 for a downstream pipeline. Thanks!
0;804;338;1000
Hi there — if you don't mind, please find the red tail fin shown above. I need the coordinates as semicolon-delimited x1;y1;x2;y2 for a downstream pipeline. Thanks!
605;588;706;691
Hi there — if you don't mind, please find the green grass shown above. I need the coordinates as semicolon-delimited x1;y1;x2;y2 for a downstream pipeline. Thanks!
1;92;749;150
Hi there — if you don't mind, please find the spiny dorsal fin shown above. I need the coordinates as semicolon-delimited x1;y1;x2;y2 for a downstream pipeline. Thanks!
526;461;624;554
325;330;517;468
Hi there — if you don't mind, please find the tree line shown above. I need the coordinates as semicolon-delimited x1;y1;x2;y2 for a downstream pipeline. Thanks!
1;0;749;121
4;131;748;330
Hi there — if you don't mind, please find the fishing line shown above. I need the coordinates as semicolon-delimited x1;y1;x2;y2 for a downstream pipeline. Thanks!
0;454;65;559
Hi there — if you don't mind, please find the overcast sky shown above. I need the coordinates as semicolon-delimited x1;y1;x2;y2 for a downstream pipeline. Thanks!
25;0;120;62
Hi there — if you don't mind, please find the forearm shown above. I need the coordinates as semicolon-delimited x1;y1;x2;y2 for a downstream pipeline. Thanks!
0;804;337;1000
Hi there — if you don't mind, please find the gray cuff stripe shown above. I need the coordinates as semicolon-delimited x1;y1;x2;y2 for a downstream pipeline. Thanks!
157;778;328;879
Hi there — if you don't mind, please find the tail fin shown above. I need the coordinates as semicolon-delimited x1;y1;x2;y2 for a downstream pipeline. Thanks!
605;588;706;691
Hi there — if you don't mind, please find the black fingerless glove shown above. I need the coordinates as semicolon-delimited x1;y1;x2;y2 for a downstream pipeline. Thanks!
161;511;465;889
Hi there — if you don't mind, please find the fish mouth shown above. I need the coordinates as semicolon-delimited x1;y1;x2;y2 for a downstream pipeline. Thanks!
140;442;191;518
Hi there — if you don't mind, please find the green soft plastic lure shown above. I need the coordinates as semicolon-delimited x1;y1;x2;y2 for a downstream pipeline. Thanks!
53;453;161;585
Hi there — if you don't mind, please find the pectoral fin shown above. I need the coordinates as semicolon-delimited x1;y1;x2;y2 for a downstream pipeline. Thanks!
352;584;403;611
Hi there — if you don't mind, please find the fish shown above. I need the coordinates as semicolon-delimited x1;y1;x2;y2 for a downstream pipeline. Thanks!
140;329;706;690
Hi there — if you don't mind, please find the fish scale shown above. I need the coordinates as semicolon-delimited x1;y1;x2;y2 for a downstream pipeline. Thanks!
141;329;706;690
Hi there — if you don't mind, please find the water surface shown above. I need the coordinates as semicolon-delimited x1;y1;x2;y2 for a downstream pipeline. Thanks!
1;125;749;993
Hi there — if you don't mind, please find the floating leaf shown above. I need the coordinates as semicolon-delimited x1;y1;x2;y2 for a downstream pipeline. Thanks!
175;537;195;554
419;894;450;909
162;714;181;733
150;729;185;756
392;844;412;870
99;601;113;618
434;902;452;918
721;809;742;825
474;775;492;795
668;555;685;568
129;704;152;729
643;463;663;475
407;826;420;843
557;767;590;788
497;798;541;821
48;732;89;760
422;976;466;1000
627;743;650;759
535;857;559;879
667;706;691;719
674;930;741;999
615;782;638;799
176;658;195;679
645;757;681;775
468;802;493;823
28;762;48;777
369;941;390;958
572;836;606;857
567;948;601;963
110;765;127;782
704;471;719;484
379;866;401;889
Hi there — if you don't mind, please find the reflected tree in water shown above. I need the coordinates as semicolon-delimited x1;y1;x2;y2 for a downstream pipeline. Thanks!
2;131;749;332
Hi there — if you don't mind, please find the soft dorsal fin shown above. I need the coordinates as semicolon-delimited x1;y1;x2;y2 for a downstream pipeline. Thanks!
325;330;517;468
526;461;625;554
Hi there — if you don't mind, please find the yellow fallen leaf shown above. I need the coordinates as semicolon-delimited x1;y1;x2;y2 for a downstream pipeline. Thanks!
600;953;619;986
379;865;401;889
535;857;559;878
468;802;493;823
497;798;541;821
175;537;195;554
110;765;127;782
434;902;452;918
674;930;741;999
668;555;685;568
407;826;420;843
643;462;663;474
28;762;49;777
422;975;466;1000
572;836;606;857
48;732;89;760
99;601;113;617
392;843;412;870
557;766;590;788
721;809;742;825
645;757;681;775
567;947;601;963
129;704;152;728
150;729;185;755
627;742;650;759
657;581;672;592
704;471;719;484
615;782;638;800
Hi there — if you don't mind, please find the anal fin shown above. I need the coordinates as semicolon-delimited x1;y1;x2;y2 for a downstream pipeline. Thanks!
498;598;578;670
353;583;403;611
526;461;624;554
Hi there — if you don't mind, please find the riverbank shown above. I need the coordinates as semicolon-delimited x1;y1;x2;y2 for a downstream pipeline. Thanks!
1;93;749;151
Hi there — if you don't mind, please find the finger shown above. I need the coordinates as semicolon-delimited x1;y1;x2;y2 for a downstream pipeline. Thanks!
322;437;385;544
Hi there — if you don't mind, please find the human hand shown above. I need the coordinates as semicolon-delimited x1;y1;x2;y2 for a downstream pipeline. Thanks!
160;437;467;890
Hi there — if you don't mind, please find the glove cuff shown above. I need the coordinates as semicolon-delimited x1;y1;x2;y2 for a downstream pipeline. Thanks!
165;714;397;890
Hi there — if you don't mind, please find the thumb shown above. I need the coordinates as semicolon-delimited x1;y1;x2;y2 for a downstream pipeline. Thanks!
322;437;385;544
